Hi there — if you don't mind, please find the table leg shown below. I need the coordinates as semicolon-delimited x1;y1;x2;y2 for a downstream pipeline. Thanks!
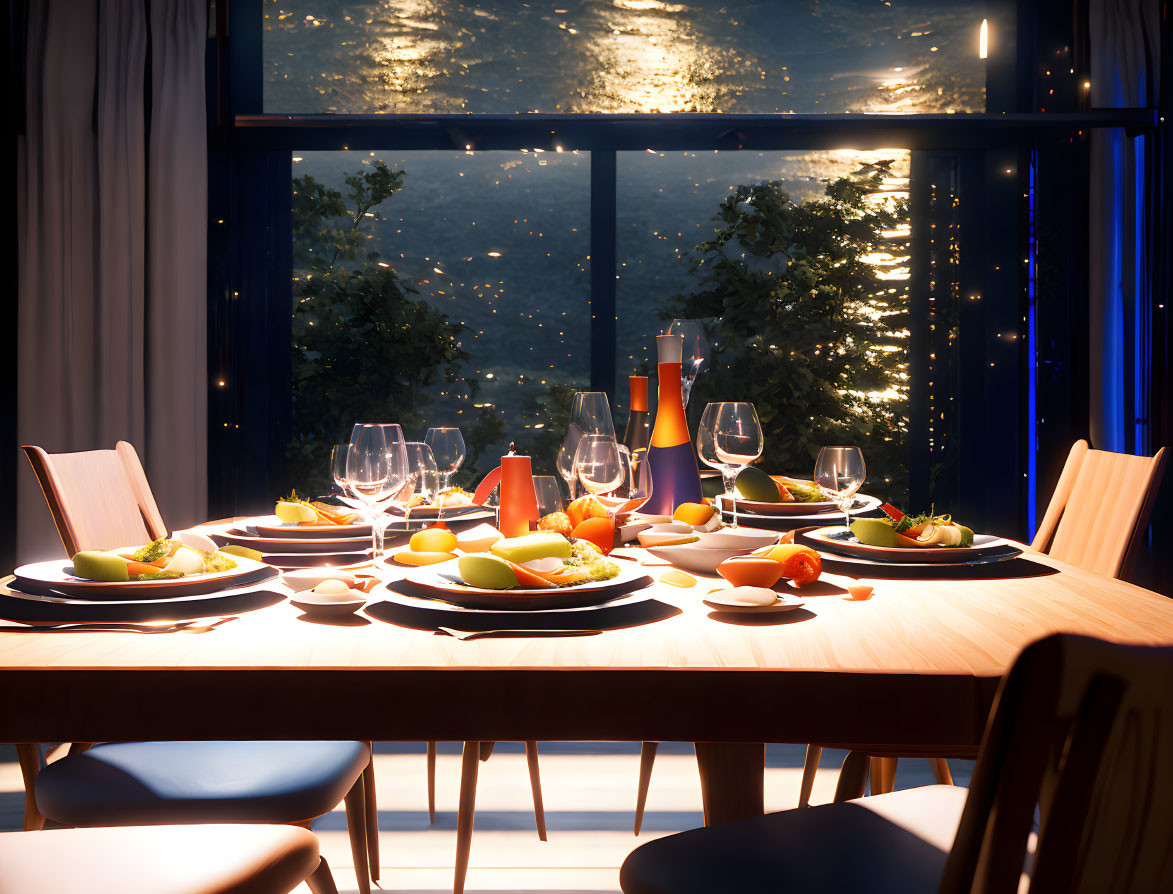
693;742;764;826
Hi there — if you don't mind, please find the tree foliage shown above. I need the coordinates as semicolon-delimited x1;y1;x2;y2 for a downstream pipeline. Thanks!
289;162;473;494
664;167;910;500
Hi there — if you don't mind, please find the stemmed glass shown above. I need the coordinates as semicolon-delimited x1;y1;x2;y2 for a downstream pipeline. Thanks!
532;476;564;518
425;427;466;491
401;440;438;525
557;392;616;501
668;319;711;407
344;425;401;557
814;447;867;533
697;402;764;528
574;434;627;498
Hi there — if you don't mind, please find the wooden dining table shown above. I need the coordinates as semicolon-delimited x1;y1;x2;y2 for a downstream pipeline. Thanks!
2;533;1172;831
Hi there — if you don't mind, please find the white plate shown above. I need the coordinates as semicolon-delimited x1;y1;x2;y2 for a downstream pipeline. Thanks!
646;544;757;574
400;559;653;610
803;527;1020;564
12;555;278;600
249;515;371;538
703;591;805;613
695;527;779;550
718;492;881;516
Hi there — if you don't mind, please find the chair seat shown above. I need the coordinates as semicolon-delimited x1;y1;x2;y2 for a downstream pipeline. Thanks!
35;740;370;826
0;824;319;894
620;785;967;894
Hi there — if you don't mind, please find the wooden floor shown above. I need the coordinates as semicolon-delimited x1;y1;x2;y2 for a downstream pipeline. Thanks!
0;742;970;893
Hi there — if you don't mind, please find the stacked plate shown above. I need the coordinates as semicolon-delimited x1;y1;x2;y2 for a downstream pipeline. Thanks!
796;526;1025;578
717;484;882;531
202;516;378;570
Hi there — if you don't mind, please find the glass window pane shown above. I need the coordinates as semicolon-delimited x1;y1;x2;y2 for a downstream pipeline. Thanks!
264;1;985;114
615;149;911;502
289;149;590;492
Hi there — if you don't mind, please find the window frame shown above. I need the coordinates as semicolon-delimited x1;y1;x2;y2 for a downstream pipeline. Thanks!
207;0;1160;539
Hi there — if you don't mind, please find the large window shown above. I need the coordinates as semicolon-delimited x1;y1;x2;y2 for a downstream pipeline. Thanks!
211;0;1149;539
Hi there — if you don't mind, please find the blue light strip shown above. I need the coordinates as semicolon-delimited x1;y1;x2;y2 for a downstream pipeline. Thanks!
1133;134;1146;454
1027;150;1038;540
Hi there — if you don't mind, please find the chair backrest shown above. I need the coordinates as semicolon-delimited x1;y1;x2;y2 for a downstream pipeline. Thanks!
1030;439;1167;579
21;442;167;556
939;634;1173;894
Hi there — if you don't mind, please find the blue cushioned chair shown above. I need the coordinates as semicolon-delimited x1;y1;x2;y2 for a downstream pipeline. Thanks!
20;443;382;894
621;634;1173;894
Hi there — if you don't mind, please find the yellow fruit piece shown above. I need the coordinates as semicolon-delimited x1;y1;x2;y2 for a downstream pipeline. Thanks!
275;501;317;524
734;467;781;503
672;502;716;526
219;544;262;562
457;555;519;590
660;569;697;588
490;532;572;564
393;551;457;566
410;527;458;553
71;551;129;582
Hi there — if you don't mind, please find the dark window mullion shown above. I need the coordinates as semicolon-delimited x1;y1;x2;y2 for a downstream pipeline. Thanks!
590;151;618;404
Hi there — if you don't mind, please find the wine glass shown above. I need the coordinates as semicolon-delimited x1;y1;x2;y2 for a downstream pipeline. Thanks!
697;402;764;528
557;392;616;500
814;447;866;533
574;434;627;497
668;319;710;407
425;427;466;491
331;444;351;498
533;476;564;518
345;425;401;557
401;440;438;525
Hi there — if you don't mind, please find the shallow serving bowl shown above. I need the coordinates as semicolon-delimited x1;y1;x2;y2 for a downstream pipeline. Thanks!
645;544;757;575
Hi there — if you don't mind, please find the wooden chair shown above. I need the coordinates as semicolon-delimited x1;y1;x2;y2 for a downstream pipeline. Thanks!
0;823;323;894
801;439;1168;804
18;442;379;893
621;632;1173;893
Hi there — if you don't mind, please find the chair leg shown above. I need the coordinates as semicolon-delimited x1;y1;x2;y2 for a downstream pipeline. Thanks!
454;741;481;894
930;757;954;785
634;741;658;834
362;758;380;882
524;740;547;841
834;751;869;802
343;778;371;894
427;741;438;823
15;744;45;831
882;757;898;793
305;856;340;894
479;741;495;761
798;744;821;808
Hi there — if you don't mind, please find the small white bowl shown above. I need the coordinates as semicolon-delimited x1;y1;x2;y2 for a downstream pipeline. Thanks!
289;589;367;618
282;569;359;592
636;523;698;547
696;527;779;551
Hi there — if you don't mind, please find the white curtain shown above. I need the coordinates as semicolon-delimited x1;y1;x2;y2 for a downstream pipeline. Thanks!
17;0;207;561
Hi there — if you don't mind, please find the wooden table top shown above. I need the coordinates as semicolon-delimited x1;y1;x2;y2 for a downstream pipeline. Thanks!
1;544;1171;749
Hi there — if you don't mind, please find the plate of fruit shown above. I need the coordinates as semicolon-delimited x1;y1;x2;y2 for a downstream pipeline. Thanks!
800;504;1020;564
720;468;843;515
252;495;371;538
394;531;653;610
12;532;278;599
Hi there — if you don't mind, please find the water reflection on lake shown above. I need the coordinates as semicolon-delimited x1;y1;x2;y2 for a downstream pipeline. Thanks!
265;0;985;114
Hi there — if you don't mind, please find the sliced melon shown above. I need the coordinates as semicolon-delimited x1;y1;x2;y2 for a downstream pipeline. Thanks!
71;551;129;582
734;467;781;503
275;501;317;524
490;532;572;564
457;555;519;590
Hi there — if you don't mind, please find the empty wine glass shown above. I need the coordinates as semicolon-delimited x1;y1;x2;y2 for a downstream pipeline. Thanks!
533;476;564;518
697;402;764;528
331;444;351;498
401;440;438;524
425;427;466;491
346;425;401;557
814;447;866;533
574;434;626;498
557;392;616;500
668;319;711;407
